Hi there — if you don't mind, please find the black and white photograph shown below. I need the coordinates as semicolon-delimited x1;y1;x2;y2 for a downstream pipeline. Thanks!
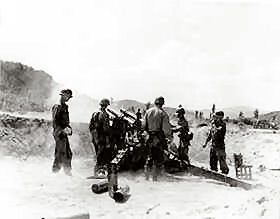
0;0;280;218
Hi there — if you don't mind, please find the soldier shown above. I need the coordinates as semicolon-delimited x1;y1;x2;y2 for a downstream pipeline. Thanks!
203;111;229;174
143;96;173;181
89;98;112;176
172;106;192;166
51;89;73;176
134;108;142;136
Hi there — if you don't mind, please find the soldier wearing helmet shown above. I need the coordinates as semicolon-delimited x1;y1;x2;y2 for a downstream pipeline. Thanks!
89;98;112;176
51;89;73;175
172;105;192;166
142;96;172;181
203;111;229;174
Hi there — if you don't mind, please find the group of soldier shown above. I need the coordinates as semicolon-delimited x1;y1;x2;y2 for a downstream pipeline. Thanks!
51;89;229;180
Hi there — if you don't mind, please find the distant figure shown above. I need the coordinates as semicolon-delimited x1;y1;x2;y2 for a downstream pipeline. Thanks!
172;106;192;166
203;111;229;174
136;108;142;120
51;89;73;176
195;111;199;119
89;98;112;176
134;108;142;134
199;111;203;120
143;96;173;181
211;104;216;119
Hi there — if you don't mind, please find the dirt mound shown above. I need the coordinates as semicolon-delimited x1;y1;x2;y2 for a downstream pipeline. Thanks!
0;114;93;159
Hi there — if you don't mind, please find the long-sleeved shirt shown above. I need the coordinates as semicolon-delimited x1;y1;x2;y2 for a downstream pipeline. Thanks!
143;106;172;139
173;117;189;134
206;120;226;149
52;103;70;136
89;109;110;134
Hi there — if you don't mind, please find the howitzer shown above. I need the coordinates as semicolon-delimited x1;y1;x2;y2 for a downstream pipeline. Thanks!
107;108;136;126
120;108;137;121
91;108;143;202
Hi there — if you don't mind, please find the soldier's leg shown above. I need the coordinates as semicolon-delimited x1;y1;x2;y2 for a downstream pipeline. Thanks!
217;149;229;175
152;146;164;181
52;136;64;173
180;143;190;166
144;139;153;180
96;145;103;173
63;137;72;176
144;153;152;180
210;148;218;171
96;141;108;175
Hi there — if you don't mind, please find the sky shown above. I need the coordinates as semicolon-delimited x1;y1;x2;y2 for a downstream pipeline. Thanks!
0;0;280;111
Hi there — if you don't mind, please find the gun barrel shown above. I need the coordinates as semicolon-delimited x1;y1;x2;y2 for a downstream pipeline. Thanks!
107;108;121;118
120;108;137;121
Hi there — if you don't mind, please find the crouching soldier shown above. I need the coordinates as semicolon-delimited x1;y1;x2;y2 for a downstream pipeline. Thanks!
172;106;193;167
203;111;229;175
89;98;113;176
143;96;173;181
52;89;73;176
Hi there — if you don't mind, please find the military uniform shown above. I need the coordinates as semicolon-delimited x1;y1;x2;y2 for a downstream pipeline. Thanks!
52;103;72;175
205;117;229;174
143;100;172;180
89;107;113;173
173;116;191;165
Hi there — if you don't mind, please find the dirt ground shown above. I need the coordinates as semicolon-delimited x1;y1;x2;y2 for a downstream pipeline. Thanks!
1;127;280;219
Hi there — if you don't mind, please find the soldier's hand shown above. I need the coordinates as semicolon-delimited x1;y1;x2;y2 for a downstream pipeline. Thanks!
63;127;72;136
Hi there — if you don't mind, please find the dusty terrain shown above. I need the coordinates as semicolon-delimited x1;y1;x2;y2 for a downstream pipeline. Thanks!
0;114;280;219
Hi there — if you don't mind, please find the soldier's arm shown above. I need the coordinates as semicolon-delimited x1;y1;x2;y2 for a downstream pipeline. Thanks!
142;112;148;131
203;129;212;148
184;120;189;132
52;105;64;136
220;122;226;137
89;113;95;132
52;104;59;121
162;113;172;140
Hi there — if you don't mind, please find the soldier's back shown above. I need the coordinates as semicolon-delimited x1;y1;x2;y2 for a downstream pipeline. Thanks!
145;106;165;132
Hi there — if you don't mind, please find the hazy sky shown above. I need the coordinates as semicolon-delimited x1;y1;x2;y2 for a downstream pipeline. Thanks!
1;0;280;111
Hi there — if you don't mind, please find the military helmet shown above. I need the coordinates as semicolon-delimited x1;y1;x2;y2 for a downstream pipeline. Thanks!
175;107;185;115
214;111;224;118
99;98;110;107
59;89;73;98
154;96;165;105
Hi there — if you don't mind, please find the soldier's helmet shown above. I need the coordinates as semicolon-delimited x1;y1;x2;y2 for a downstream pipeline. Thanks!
59;89;73;98
99;98;110;107
154;96;165;105
175;107;185;115
214;111;224;119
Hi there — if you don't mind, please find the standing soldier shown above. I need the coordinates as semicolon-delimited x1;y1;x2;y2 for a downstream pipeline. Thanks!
134;108;142;136
172;106;193;166
52;89;73;176
203;111;229;174
143;96;173;181
89;98;112;176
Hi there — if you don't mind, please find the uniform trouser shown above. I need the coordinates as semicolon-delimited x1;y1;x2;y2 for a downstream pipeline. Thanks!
145;134;166;179
210;148;229;174
92;133;113;171
52;134;72;174
178;139;190;165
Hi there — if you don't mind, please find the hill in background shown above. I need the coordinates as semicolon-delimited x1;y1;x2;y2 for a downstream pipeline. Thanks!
0;61;58;112
1;60;274;122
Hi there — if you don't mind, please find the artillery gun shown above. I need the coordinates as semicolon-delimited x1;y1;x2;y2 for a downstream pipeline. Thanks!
90;108;254;202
